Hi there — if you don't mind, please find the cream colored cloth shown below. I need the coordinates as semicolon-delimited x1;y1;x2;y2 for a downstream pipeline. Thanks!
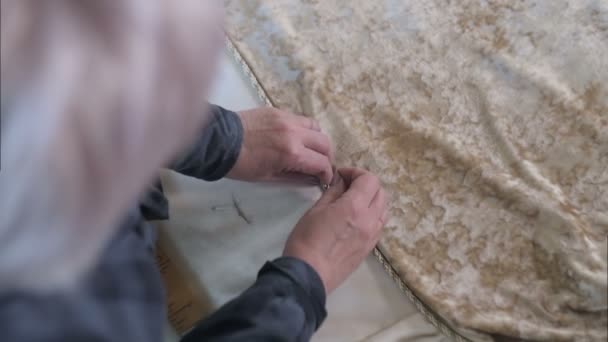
223;0;608;340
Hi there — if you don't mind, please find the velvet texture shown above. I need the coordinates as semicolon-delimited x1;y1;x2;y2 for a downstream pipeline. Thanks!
224;1;608;340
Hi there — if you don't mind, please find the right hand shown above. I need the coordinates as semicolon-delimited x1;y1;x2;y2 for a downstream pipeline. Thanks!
283;168;388;293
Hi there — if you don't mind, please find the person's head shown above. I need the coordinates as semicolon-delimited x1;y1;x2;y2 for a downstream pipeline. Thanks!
0;0;223;291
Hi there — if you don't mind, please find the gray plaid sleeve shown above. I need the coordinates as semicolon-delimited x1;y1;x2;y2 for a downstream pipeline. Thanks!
0;209;166;342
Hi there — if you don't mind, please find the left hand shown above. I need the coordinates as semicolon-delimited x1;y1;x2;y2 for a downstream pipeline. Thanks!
228;107;334;185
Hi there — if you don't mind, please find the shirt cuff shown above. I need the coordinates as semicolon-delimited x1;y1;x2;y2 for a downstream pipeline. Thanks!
169;105;244;181
202;106;243;181
259;257;328;330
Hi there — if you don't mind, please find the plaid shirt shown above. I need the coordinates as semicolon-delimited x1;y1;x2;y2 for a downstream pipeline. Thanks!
1;106;326;342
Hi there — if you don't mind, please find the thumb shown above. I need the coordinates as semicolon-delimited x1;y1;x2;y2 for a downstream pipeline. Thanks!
316;168;345;206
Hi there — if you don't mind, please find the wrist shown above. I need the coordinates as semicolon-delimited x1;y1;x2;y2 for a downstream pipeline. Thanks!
283;248;330;294
222;109;245;178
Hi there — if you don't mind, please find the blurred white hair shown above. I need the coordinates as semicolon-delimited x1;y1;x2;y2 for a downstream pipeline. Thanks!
0;0;224;291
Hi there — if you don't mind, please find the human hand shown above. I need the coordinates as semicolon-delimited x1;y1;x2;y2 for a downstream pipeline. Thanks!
228;107;334;185
283;168;388;293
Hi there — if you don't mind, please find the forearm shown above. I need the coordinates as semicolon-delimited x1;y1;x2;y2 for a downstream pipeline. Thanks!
181;257;327;342
170;105;243;181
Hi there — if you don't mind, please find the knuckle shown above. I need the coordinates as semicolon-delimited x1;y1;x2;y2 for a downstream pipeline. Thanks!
368;174;381;188
268;109;287;125
360;223;377;240
275;118;291;132
269;107;282;117
283;142;301;158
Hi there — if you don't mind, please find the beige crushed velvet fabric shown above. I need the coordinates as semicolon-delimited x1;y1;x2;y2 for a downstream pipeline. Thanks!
224;0;608;340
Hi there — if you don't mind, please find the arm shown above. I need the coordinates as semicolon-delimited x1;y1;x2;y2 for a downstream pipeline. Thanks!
180;168;387;342
181;257;326;342
169;105;243;181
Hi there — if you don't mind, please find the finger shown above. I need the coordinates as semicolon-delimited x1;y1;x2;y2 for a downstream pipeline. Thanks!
316;170;345;205
288;113;321;132
295;148;333;185
367;207;389;247
371;208;388;242
381;208;389;226
374;211;388;241
358;188;387;238
277;172;323;186
338;168;380;207
335;167;368;187
366;229;383;251
368;188;388;226
300;128;333;160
